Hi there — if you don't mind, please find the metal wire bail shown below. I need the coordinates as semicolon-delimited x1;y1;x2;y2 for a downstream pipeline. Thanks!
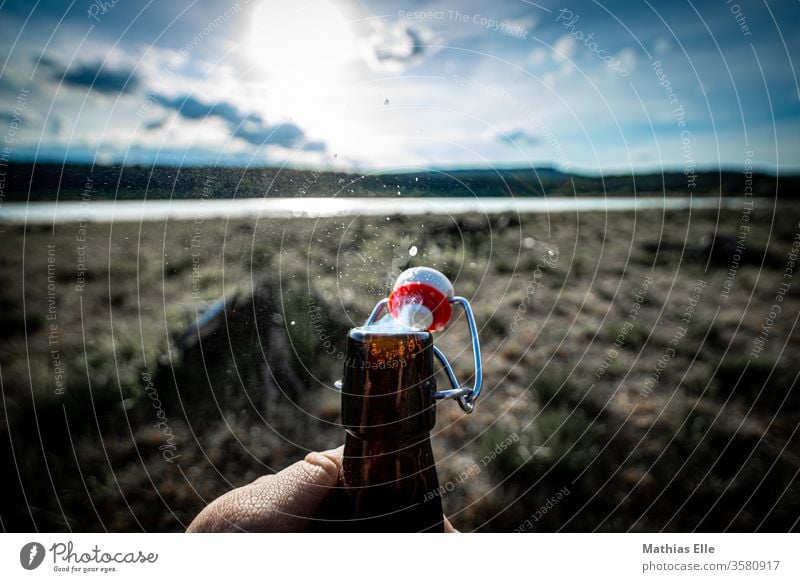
433;297;483;413
357;296;483;413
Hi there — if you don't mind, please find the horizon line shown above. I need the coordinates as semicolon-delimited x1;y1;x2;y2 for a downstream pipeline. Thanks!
4;159;797;178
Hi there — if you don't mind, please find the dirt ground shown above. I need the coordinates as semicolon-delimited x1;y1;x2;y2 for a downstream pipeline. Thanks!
1;202;798;531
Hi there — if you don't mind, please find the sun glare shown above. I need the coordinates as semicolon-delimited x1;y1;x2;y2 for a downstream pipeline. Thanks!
248;0;357;81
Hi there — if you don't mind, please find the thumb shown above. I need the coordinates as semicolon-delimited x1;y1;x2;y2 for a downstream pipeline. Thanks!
187;446;343;532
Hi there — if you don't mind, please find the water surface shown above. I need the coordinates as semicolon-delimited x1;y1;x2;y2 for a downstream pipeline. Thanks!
0;196;756;224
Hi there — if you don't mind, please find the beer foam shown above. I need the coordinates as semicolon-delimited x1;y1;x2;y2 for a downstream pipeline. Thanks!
365;304;428;332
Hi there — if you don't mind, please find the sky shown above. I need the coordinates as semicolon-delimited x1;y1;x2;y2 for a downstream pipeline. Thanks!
0;0;798;174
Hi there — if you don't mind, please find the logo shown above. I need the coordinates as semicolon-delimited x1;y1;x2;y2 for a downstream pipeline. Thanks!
20;542;46;570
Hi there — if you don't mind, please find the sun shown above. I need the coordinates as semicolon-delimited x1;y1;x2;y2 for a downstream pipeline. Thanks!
248;0;357;82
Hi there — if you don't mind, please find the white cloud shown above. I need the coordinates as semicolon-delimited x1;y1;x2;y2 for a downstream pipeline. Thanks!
553;34;577;62
653;37;671;56
508;16;537;31
615;47;638;73
360;20;443;72
529;47;548;67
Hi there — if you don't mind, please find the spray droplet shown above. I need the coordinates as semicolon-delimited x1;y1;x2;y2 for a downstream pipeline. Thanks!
290;320;296;326
523;237;536;249
409;245;418;257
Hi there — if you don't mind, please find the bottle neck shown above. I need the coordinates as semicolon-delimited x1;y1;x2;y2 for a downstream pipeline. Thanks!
340;328;436;438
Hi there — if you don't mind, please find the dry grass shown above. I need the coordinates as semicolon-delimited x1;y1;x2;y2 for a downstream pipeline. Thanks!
1;203;798;531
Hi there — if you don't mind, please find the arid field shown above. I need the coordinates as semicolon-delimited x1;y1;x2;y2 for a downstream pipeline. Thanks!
1;202;798;532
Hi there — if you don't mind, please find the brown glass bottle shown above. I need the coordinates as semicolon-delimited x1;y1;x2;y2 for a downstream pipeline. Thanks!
337;326;443;532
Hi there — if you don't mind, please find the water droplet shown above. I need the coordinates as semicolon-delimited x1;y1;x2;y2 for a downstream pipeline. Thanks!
523;237;536;249
409;245;418;257
384;98;390;105
290;320;296;326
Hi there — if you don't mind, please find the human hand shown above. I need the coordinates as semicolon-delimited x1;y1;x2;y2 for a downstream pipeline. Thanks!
186;445;458;532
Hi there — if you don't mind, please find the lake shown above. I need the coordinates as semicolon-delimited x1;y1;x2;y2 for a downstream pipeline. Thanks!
0;196;762;224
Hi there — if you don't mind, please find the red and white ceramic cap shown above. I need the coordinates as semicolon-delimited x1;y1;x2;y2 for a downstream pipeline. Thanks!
388;267;455;331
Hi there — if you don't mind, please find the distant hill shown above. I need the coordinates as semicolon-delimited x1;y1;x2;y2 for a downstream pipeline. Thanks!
1;163;796;201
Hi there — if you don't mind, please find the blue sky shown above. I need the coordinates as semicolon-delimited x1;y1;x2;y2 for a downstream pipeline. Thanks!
0;0;798;173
